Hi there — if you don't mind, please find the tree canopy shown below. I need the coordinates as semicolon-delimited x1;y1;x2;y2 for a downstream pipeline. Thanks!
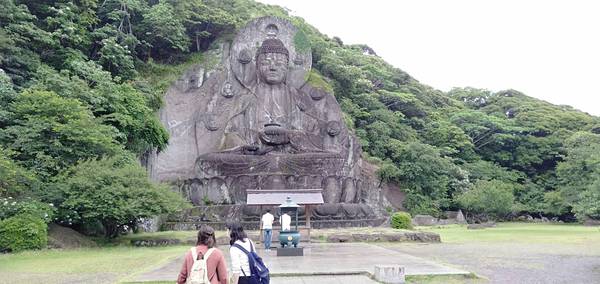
0;0;599;230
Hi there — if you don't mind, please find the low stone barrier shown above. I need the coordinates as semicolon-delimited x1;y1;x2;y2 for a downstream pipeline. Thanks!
467;222;496;230
374;265;405;284
325;231;440;243
127;229;440;247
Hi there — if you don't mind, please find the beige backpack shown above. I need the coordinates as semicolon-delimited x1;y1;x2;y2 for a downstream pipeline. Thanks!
186;247;215;284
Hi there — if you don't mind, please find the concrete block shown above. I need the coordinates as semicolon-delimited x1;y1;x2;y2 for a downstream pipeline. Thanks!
374;265;405;284
277;247;304;256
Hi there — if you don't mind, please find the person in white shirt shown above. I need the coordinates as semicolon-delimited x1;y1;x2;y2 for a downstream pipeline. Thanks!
260;209;274;251
280;212;291;231
228;223;255;284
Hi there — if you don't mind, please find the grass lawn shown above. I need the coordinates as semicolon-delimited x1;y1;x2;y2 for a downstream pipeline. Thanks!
0;245;188;284
418;222;600;244
405;273;484;284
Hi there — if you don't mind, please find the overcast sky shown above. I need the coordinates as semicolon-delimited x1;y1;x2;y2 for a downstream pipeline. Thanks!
257;0;600;116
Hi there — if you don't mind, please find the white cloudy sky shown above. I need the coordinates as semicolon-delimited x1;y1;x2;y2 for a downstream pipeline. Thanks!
257;0;600;116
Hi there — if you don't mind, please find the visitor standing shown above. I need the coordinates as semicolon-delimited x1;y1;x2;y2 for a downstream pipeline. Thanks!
177;225;228;284
228;223;262;284
280;212;291;231
260;209;274;251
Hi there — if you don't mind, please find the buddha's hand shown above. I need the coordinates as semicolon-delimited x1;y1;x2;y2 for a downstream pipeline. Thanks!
260;125;290;145
240;145;260;154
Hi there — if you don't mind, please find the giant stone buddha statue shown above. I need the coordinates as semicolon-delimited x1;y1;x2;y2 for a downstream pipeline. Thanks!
195;34;351;179
150;17;381;220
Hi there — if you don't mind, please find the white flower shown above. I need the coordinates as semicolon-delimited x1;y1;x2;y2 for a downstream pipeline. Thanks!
49;203;54;207
3;201;7;205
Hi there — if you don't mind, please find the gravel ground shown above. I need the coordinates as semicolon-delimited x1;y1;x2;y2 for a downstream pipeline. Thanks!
383;242;600;284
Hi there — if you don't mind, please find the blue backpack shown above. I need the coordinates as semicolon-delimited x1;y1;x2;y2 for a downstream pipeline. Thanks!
233;241;270;284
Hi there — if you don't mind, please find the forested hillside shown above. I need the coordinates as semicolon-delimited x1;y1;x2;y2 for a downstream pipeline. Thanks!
1;0;599;244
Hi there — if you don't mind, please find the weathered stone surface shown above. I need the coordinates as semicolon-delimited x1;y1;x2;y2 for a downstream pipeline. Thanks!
324;231;439;243
47;224;98;249
383;233;409;242
467;222;496;230
374;265;405;284
131;239;181;247
405;232;441;242
412;215;437;226
445;210;466;223
327;234;351;243
584;218;600;226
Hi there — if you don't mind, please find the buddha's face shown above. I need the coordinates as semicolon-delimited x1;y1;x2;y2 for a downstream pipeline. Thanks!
257;53;288;85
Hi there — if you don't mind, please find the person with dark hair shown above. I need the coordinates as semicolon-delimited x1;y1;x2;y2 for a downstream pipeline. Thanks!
177;225;228;284
228;222;257;284
260;209;274;251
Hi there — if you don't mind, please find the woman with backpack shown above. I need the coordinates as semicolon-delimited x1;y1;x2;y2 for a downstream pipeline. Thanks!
177;225;228;284
228;222;269;284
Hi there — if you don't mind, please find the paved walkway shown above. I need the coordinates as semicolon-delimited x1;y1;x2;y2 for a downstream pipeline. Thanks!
270;275;379;284
133;243;469;282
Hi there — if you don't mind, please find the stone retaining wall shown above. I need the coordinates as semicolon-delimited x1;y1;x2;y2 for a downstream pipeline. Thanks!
129;229;440;247
162;217;387;231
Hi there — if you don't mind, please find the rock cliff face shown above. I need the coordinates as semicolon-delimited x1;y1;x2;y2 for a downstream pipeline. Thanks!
147;16;393;226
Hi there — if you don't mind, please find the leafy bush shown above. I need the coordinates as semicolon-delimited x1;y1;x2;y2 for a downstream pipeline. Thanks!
457;179;515;219
403;194;443;217
573;179;600;220
49;155;188;238
0;197;55;223
0;147;39;197
391;212;412;229
0;214;48;252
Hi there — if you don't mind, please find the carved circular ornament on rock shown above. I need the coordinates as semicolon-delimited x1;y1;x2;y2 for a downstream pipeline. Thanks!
230;16;312;89
204;114;219;131
237;48;252;64
327;121;342;136
293;54;304;66
221;81;235;98
309;87;327;101
265;24;279;38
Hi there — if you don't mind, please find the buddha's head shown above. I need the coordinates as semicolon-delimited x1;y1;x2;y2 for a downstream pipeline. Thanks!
256;38;289;85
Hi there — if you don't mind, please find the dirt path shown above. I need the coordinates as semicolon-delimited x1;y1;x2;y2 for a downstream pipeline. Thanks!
383;242;600;283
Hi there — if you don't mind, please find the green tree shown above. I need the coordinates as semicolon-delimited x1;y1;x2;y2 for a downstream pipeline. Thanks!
0;0;53;85
138;2;189;59
97;35;137;79
0;90;121;178
50;155;187;238
457;179;515;220
556;132;600;220
573;179;600;220
31;63;169;153
169;0;239;51
421;118;475;159
386;142;463;215
0;147;38;197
